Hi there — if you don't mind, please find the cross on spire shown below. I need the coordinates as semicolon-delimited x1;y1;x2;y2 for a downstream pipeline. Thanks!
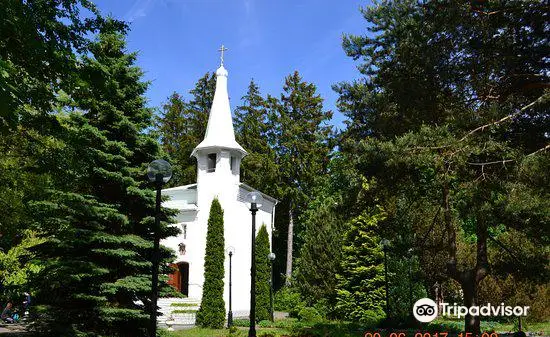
218;44;228;66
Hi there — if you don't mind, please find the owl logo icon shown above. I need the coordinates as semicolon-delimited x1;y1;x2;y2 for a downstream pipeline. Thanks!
413;298;438;322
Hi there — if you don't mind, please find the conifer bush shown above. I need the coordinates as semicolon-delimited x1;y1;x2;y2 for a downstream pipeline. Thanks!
255;224;271;321
195;198;226;328
336;207;387;323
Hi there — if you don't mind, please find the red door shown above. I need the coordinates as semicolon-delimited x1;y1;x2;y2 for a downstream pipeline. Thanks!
167;264;181;292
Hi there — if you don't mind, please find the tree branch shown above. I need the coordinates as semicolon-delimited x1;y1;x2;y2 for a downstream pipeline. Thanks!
467;159;515;166
527;144;550;157
459;95;547;142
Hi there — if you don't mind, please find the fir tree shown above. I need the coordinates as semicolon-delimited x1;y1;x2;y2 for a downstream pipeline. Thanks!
336;207;387;322
267;71;333;285
234;80;278;194
255;224;271;322
31;22;178;337
294;160;350;315
157;73;216;186
195;198;226;328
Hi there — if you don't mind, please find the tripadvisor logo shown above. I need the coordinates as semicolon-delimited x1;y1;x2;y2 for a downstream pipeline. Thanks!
413;298;438;322
413;298;530;323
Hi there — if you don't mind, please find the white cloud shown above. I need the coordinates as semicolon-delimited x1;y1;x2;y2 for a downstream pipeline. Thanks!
124;0;154;22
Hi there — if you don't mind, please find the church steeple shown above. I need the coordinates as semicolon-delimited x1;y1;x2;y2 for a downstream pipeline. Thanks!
191;46;246;158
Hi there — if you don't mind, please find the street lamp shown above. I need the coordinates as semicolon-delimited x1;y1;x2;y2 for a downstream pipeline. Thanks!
226;246;236;328
245;191;263;337
147;159;172;337
268;252;276;322
380;238;390;320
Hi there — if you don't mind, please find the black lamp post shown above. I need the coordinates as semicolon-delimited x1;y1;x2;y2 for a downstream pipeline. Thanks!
245;191;263;337
147;159;172;337
380;238;390;320
407;248;413;318
268;252;276;322
226;246;235;328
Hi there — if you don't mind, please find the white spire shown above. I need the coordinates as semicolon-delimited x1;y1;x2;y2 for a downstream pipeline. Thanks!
192;52;246;158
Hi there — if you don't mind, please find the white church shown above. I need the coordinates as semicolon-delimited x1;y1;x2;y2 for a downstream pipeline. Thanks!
160;54;277;319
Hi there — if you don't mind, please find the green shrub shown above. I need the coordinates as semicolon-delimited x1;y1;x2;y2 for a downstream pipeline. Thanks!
258;333;276;337
298;307;322;323
335;211;387;323
274;286;304;317
227;325;241;337
195;199;226;328
156;329;171;337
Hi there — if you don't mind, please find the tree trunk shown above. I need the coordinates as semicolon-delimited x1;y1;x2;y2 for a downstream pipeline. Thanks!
442;181;488;335
461;274;481;334
285;206;294;286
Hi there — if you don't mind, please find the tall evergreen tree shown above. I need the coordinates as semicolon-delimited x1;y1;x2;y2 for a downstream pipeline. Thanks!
268;71;333;285
294;159;349;316
255;224;271;322
336;0;549;332
157;93;190;185
157;73;216;186
31;22;178;337
234;80;278;194
195;198;226;328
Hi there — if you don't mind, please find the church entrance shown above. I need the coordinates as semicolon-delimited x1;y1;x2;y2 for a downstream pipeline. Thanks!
168;262;189;296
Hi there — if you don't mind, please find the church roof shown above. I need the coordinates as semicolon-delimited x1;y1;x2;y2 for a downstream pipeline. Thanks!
239;183;278;204
191;64;247;157
162;183;198;211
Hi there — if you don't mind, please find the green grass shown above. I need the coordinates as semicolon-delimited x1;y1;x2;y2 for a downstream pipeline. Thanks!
164;327;291;337
172;309;198;314
171;303;198;307
164;327;229;337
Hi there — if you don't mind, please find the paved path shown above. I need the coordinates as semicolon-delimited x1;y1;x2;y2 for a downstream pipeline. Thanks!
0;324;27;335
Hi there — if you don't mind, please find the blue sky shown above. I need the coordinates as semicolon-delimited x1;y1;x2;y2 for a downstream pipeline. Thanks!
93;0;370;130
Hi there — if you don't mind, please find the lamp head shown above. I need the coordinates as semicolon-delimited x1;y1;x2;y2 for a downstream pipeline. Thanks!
147;159;172;184
268;252;276;261
245;191;263;208
226;246;235;256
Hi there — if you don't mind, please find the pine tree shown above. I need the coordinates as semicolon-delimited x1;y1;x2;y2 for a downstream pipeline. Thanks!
157;73;216;186
195;198;226;328
31;22;178;337
336;0;548;332
255;224;271;322
336;207;387;323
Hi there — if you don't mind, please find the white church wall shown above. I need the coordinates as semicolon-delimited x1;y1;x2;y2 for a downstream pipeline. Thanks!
222;199;274;317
